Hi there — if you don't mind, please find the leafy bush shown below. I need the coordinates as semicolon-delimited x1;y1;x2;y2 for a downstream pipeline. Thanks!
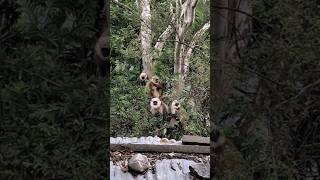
110;0;210;139
0;0;108;179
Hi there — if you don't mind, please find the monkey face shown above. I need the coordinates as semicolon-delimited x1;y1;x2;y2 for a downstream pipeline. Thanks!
139;72;148;81
150;98;161;109
172;100;180;109
175;103;180;110
170;100;180;115
151;76;160;84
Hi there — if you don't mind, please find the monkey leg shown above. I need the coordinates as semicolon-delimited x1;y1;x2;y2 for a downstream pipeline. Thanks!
168;117;176;128
158;107;164;114
150;108;157;115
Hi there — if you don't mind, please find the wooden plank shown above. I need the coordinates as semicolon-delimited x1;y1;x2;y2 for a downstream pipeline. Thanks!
110;144;210;154
182;135;210;146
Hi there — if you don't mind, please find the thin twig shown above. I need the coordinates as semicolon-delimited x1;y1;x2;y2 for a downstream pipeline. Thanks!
222;61;284;86
274;79;320;109
211;5;273;29
4;60;63;88
155;39;208;58
111;0;134;13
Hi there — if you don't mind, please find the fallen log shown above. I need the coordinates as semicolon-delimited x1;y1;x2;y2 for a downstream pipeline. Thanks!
182;135;210;146
110;144;209;154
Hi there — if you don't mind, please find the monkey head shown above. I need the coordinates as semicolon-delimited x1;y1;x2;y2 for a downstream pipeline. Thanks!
170;100;181;115
150;97;169;115
139;70;152;86
150;98;161;109
151;75;160;84
139;72;148;81
147;75;164;97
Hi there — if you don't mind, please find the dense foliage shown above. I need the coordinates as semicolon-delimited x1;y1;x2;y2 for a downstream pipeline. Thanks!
0;0;108;179
215;0;320;179
110;0;210;139
1;0;319;179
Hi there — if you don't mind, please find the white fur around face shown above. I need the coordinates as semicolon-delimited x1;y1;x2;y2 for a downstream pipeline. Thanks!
171;100;180;114
150;98;161;109
139;72;148;81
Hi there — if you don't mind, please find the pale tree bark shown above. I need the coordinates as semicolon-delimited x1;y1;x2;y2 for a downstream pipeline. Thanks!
210;0;251;178
135;0;210;98
226;0;252;64
183;21;210;79
210;0;230;177
173;0;200;96
226;0;254;136
211;0;252;138
138;0;153;73
154;3;175;53
154;25;174;52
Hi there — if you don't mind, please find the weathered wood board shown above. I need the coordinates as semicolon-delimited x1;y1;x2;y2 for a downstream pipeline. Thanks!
110;144;210;154
182;135;210;146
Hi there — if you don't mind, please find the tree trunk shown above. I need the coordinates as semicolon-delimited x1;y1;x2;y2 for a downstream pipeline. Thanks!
154;3;175;54
211;0;229;177
211;0;251;178
138;0;153;73
183;21;210;79
226;0;252;64
173;0;199;97
136;0;209;98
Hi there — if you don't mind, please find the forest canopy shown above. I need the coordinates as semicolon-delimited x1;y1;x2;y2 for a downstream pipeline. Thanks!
110;0;210;139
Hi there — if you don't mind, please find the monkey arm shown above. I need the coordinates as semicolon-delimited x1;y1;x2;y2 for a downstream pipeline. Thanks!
155;83;165;90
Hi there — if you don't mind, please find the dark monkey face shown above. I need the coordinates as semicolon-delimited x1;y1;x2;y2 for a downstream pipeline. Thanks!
153;101;158;105
175;103;179;106
141;76;146;80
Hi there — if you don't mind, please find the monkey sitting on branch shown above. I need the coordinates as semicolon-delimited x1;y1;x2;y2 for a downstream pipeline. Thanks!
150;98;169;117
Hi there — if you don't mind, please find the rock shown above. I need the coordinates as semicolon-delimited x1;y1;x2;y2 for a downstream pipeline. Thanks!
189;162;210;179
168;152;175;157
128;154;150;173
160;138;169;144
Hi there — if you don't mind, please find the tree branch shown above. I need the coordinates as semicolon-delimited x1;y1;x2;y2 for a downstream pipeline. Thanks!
274;79;320;109
183;21;210;75
211;5;273;29
139;0;153;72
154;3;175;53
4;60;63;88
111;0;134;14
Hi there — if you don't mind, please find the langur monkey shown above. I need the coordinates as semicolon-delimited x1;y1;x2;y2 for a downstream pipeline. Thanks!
146;76;164;98
150;98;169;115
146;76;162;89
170;100;180;115
138;70;151;86
139;72;148;81
168;100;187;128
